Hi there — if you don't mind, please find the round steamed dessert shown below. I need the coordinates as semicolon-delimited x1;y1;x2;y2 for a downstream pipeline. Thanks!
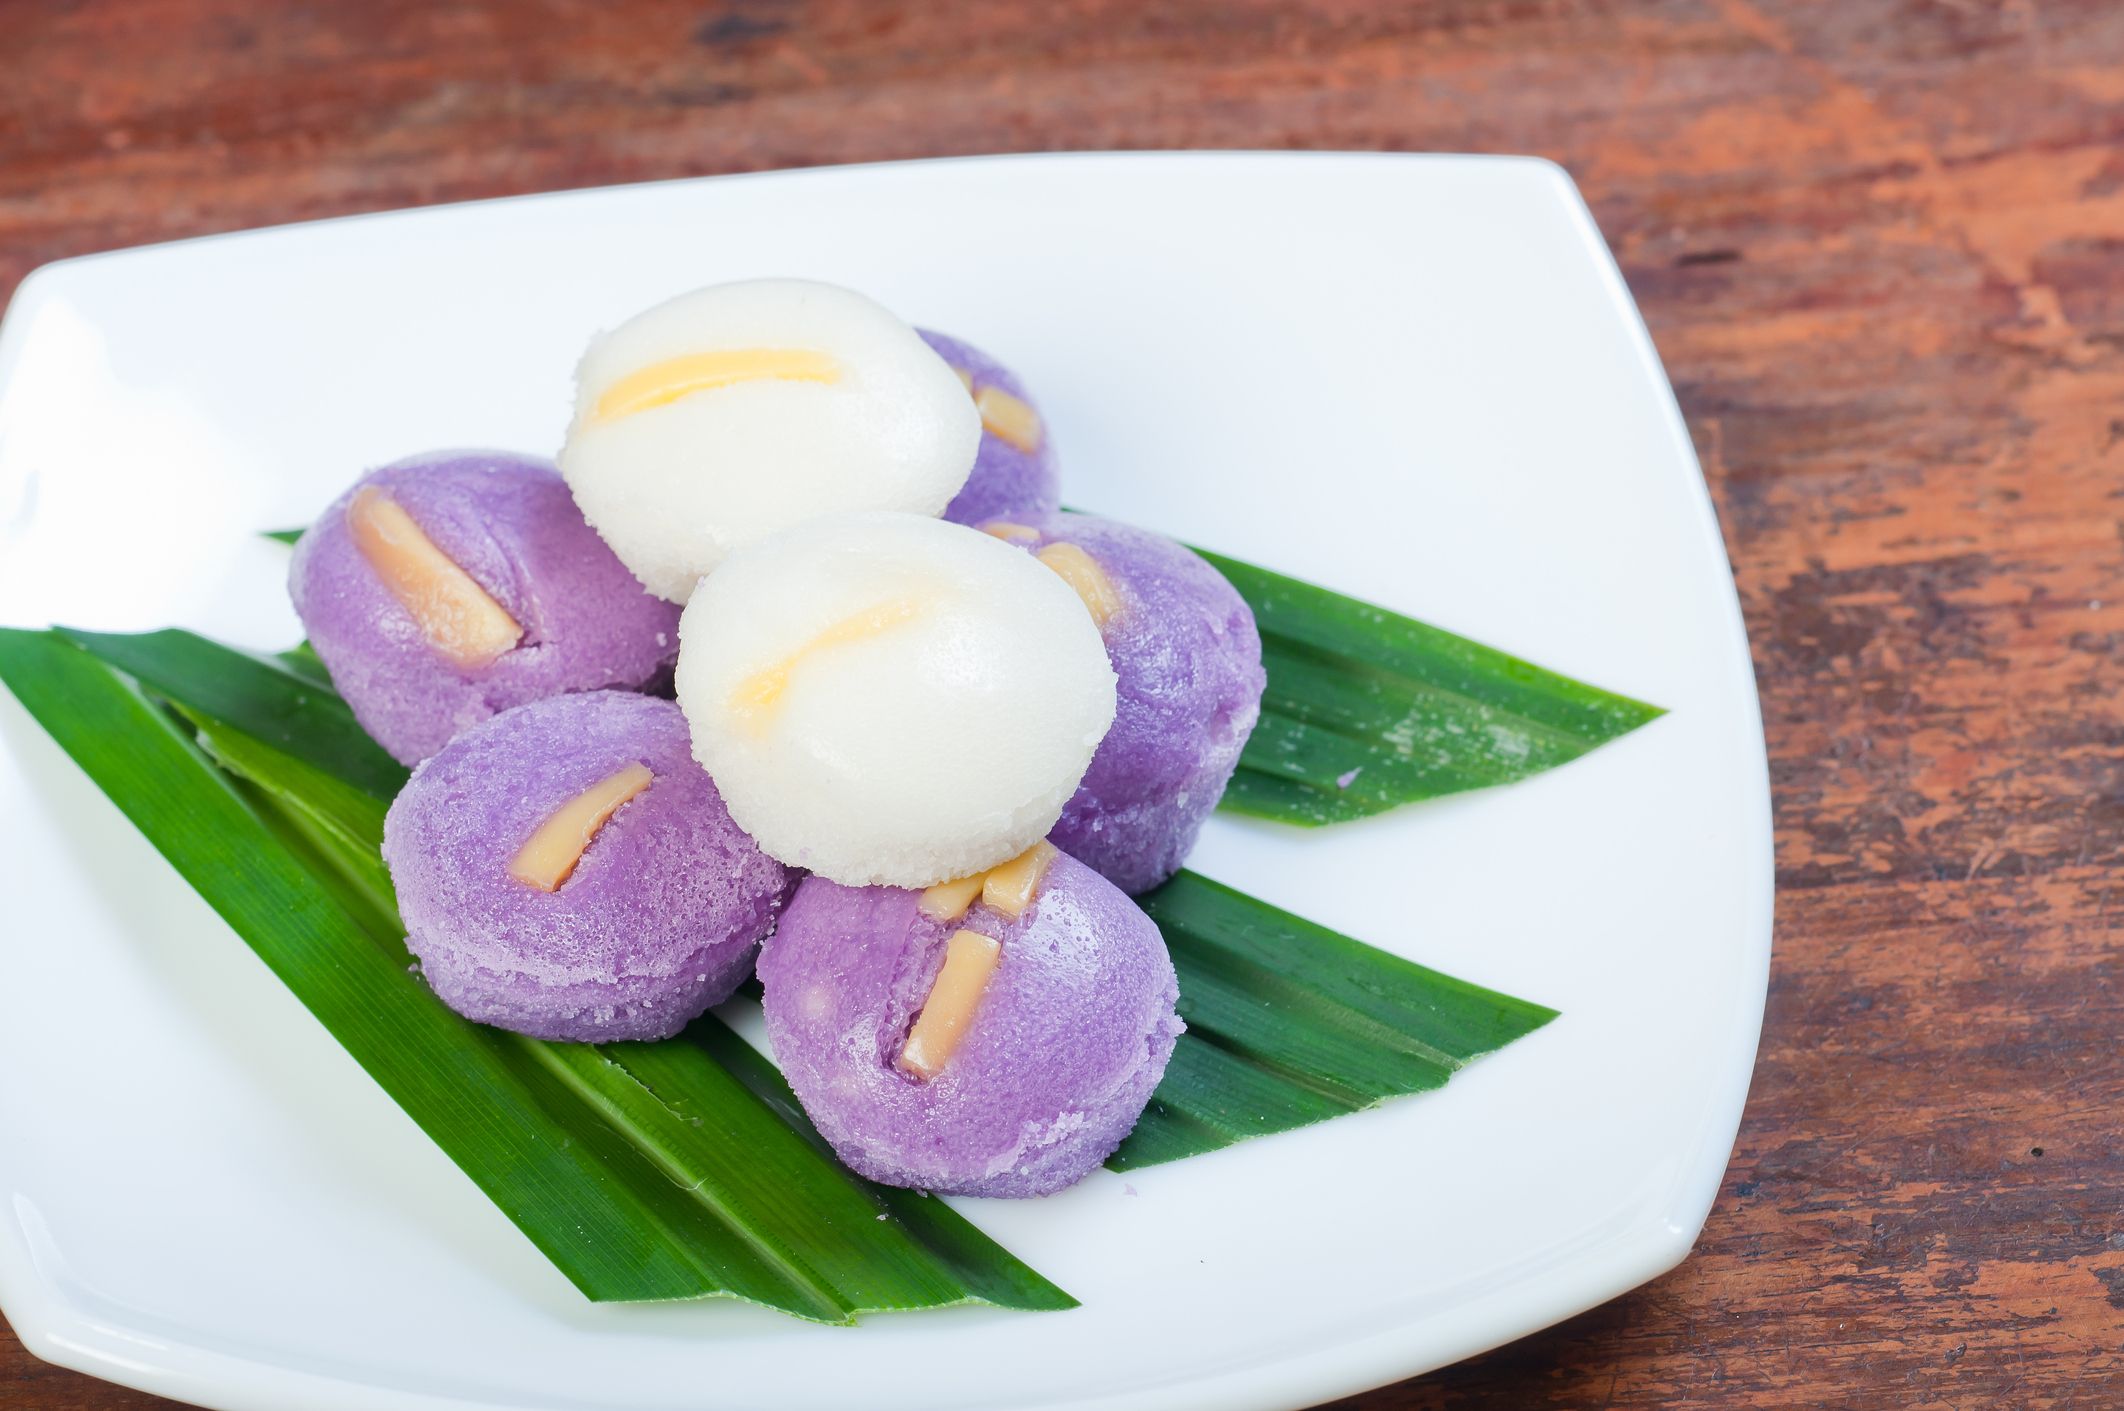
759;844;1182;1197
289;449;681;766
382;690;795;1042
675;511;1117;888
979;512;1265;894
917;329;1061;529
558;279;982;602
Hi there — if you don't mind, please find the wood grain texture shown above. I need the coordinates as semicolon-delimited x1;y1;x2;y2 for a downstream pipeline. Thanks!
4;0;2123;1406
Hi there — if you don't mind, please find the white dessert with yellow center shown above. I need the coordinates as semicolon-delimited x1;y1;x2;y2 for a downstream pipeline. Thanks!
675;512;1116;888
559;279;981;602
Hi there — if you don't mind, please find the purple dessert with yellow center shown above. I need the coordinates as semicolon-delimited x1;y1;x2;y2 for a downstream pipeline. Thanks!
919;330;1061;530
383;690;794;1042
289;449;681;766
759;844;1181;1197
977;512;1265;894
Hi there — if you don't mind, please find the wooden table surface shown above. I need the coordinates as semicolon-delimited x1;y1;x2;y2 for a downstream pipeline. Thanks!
6;1;2123;1406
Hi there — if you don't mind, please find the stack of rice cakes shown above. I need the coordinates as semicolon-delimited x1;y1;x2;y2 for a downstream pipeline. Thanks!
288;279;1264;1197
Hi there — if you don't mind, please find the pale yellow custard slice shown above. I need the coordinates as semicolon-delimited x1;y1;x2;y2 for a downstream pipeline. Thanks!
1035;542;1122;629
508;763;654;892
980;840;1059;921
727;598;925;734
594;348;840;423
346;486;523;669
919;872;988;923
974;385;1042;452
897;928;1003;1080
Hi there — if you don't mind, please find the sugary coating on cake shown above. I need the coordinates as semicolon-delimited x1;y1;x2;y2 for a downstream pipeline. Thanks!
917;329;1062;530
289;449;680;766
382;691;794;1042
758;850;1182;1197
559;279;980;602
675;512;1116;888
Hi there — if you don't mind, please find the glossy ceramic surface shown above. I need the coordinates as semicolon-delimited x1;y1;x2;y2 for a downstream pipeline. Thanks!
0;152;1772;1411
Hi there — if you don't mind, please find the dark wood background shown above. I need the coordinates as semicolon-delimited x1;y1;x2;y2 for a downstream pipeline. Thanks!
5;1;2122;1406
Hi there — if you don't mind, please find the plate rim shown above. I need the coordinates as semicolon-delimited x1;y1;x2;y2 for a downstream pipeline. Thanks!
0;148;1775;1411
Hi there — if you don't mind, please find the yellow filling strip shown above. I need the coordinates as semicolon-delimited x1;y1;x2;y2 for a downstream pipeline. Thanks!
345;486;523;669
979;840;1059;921
593;348;840;423
918;873;988;923
975;385;1042;452
1036;542;1122;629
978;521;1042;544
509;763;654;892
918;840;1061;924
728;598;925;732
897;928;1003;1081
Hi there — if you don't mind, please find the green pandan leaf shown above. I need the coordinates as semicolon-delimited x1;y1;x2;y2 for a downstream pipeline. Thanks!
0;629;1073;1320
1200;549;1663;826
1113;872;1555;1168
5;623;1559;1317
56;627;407;799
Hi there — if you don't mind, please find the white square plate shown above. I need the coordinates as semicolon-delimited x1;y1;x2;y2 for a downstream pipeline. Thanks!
0;152;1771;1411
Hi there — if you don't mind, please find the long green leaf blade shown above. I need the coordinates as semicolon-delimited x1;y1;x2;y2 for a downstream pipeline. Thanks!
57;627;407;799
0;630;724;1302
190;691;1074;1318
21;625;1557;1281
1200;549;1663;826
1112;871;1557;1170
188;675;1076;1318
0;629;1073;1318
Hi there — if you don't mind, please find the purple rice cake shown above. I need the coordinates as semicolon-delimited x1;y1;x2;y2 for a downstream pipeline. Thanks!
982;512;1265;894
920;329;1062;530
383;691;794;1042
759;843;1182;1197
289;449;680;765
